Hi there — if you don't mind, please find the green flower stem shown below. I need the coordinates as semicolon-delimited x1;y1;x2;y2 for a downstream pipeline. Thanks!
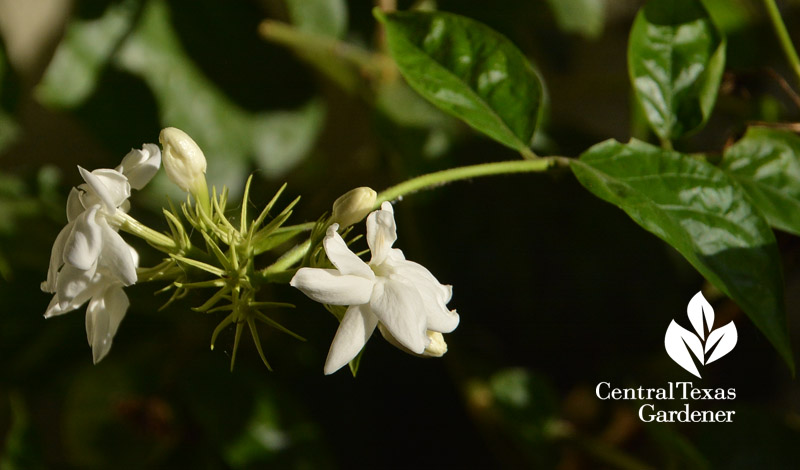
257;239;311;280
763;0;800;86
256;157;565;283
113;211;178;251
375;157;566;205
193;179;213;221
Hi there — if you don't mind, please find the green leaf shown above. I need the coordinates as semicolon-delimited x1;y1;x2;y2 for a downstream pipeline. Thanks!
571;139;793;371
545;0;605;39
285;0;348;39
37;0;325;197
721;127;800;236
628;0;726;142
252;100;325;178
35;0;139;108
376;9;543;157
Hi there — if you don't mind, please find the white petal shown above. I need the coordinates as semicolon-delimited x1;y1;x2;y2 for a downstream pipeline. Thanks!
366;202;397;265
53;264;99;315
78;167;131;210
388;259;459;333
77;183;101;209
290;268;373;305
117;144;161;190
427;308;460;334
97;218;137;285
323;225;373;279
324;304;378;375
44;294;75;317
86;284;129;364
66;188;84;222
43;221;75;292
369;278;428;354
64;205;102;270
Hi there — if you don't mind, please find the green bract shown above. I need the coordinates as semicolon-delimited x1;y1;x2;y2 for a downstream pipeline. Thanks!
376;9;543;158
571;139;793;371
628;0;726;143
721;127;800;237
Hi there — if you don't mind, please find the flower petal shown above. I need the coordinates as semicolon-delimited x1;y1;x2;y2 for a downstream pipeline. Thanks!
86;284;129;364
369;278;428;354
324;304;378;375
388;259;459;333
78;166;130;210
64;205;102;271
66;188;84;222
117;144;161;190
366;202;397;265
43;220;75;293
97;218;137;285
290;268;373;306
323;224;373;279
53;264;99;315
44;294;76;317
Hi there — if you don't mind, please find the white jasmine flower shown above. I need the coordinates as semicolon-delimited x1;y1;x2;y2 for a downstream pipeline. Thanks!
158;127;207;193
291;202;459;374
42;146;159;363
116;143;161;190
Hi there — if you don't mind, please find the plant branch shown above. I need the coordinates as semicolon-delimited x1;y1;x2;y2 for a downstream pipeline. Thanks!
763;0;800;87
376;157;568;205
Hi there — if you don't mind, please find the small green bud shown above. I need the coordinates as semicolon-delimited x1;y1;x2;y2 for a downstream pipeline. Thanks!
159;127;208;193
331;187;377;228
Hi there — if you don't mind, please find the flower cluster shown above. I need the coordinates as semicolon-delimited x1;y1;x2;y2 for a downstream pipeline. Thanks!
291;202;459;374
41;127;460;375
42;145;161;363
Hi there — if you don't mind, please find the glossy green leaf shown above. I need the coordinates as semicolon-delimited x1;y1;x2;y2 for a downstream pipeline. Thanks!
285;0;348;39
376;9;542;157
571;139;793;371
721;127;800;236
628;0;726;142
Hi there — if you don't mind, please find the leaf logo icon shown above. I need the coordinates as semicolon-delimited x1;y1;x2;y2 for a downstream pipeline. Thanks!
664;292;737;378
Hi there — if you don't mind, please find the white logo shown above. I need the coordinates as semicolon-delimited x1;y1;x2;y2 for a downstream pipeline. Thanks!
664;292;737;378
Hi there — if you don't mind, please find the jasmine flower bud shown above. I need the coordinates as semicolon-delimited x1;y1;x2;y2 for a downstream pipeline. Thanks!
331;187;377;229
159;127;208;194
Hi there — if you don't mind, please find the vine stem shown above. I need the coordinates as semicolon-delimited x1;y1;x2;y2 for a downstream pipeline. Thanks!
763;0;800;86
257;157;566;280
375;157;566;205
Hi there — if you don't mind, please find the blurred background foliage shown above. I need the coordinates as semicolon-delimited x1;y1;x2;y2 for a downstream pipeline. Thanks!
2;0;800;468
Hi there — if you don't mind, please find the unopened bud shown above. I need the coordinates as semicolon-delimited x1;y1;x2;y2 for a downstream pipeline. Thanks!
331;187;377;228
159;127;207;193
422;331;448;357
378;325;448;358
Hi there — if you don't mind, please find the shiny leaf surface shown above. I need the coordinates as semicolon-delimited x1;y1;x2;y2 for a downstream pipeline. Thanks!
571;139;792;371
628;0;725;141
720;127;800;236
377;9;542;156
